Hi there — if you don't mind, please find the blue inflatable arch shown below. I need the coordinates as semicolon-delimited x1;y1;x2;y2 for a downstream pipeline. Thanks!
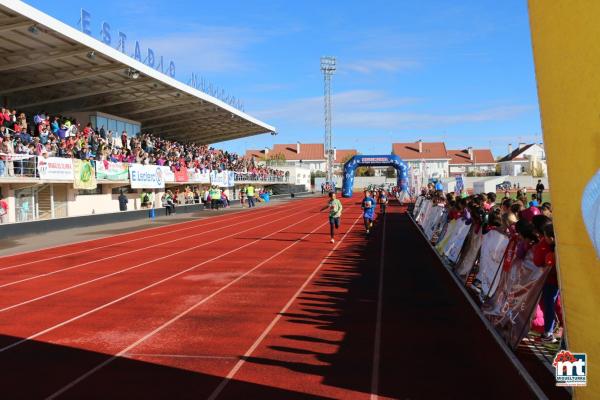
342;154;409;198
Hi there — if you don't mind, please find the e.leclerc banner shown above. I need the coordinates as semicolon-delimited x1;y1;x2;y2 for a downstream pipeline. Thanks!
129;164;165;189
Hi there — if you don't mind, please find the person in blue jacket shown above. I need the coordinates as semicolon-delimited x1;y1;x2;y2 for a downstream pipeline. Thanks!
361;190;376;235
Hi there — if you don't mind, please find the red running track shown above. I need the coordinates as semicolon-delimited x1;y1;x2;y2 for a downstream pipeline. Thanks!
0;196;544;399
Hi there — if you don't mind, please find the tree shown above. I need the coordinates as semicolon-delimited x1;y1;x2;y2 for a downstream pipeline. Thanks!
385;166;396;178
356;166;375;177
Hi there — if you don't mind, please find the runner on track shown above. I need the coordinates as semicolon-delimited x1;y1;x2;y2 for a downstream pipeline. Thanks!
322;191;343;243
378;189;388;215
361;190;376;235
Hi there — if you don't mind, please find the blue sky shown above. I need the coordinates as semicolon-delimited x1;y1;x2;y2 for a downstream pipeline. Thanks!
25;0;541;157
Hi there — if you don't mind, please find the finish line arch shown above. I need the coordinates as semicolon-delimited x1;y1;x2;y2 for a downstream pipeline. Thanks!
342;154;409;198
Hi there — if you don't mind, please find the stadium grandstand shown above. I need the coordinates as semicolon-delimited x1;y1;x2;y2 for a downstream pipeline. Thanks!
0;0;305;223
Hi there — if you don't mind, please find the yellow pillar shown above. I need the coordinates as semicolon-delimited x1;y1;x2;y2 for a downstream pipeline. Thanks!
529;1;600;398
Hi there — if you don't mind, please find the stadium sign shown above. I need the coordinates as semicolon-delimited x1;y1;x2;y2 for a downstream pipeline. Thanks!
79;8;176;78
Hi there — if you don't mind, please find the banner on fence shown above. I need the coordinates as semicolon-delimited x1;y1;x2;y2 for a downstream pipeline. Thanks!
476;230;510;298
0;153;35;161
159;166;175;183
188;169;210;183
443;220;471;263
37;156;73;180
96;161;129;181
482;251;550;349
210;170;235;187
454;229;482;282
455;175;464;194
423;206;445;240
73;159;97;190
435;219;457;253
129;164;165;189
173;166;188;183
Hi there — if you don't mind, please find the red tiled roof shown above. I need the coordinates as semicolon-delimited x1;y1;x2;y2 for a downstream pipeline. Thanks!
447;149;495;165
271;143;324;160
392;142;449;160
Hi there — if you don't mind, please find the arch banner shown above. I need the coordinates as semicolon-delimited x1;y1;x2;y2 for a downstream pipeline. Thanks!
342;155;409;197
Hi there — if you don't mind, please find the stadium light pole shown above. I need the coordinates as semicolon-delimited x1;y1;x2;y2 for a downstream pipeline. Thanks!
320;56;336;185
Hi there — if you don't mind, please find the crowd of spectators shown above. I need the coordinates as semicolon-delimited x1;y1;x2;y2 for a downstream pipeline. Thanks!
420;184;560;344
0;108;284;179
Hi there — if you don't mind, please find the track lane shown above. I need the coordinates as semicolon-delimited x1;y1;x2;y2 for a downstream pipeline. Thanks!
0;200;324;347
0;199;292;270
47;200;363;399
0;199;320;311
0;200;298;285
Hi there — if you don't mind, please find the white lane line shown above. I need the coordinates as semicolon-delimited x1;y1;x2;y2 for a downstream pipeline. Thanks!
370;213;386;400
0;202;302;288
1;206;325;354
126;353;237;360
207;213;362;400
45;207;334;399
0;199;291;271
0;205;309;313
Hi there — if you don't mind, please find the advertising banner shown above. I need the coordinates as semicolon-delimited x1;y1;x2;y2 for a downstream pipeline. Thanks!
188;169;211;183
435;219;457;253
210;170;234;187
0;153;35;161
476;230;510;298
37;156;73;180
173;166;188;183
160;166;175;183
129;164;165;189
443;219;471;263
73;159;97;190
482;250;550;349
455;175;464;194
96;160;129;181
454;229;482;282
530;3;600;395
413;196;424;217
423;206;445;241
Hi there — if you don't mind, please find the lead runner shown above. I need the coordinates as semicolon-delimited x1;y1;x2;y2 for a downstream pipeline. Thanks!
361;190;376;235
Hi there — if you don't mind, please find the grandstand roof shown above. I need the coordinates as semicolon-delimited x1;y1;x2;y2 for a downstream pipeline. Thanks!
0;1;275;144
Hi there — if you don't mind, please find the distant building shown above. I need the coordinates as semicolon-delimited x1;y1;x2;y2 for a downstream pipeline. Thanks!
497;143;547;176
245;142;357;173
392;141;451;180
447;148;496;176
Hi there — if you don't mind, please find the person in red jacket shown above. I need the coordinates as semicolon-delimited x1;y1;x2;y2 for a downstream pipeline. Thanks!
534;223;559;343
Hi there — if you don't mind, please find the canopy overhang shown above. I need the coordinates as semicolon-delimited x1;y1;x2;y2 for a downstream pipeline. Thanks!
0;0;276;144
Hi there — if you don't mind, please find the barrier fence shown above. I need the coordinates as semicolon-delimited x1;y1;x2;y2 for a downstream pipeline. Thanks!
411;196;553;350
0;155;287;187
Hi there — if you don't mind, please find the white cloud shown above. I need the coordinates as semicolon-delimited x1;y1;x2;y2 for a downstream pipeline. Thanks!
343;59;420;74
252;90;535;131
142;26;260;73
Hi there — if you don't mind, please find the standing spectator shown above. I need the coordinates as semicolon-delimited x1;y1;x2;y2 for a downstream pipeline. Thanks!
0;194;8;223
247;184;255;208
118;190;128;211
121;130;128;149
536;179;545;203
140;190;150;208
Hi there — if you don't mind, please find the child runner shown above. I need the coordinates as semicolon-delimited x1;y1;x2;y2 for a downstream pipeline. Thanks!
322;191;343;243
361;190;376;235
378;190;388;215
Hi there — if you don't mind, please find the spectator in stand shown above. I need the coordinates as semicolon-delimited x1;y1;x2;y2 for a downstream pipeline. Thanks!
0;194;8;223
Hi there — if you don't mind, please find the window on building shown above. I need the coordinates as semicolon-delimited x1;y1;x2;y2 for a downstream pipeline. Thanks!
77;187;102;195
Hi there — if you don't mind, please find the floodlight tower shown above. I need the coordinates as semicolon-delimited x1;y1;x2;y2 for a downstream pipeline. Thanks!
321;56;336;184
